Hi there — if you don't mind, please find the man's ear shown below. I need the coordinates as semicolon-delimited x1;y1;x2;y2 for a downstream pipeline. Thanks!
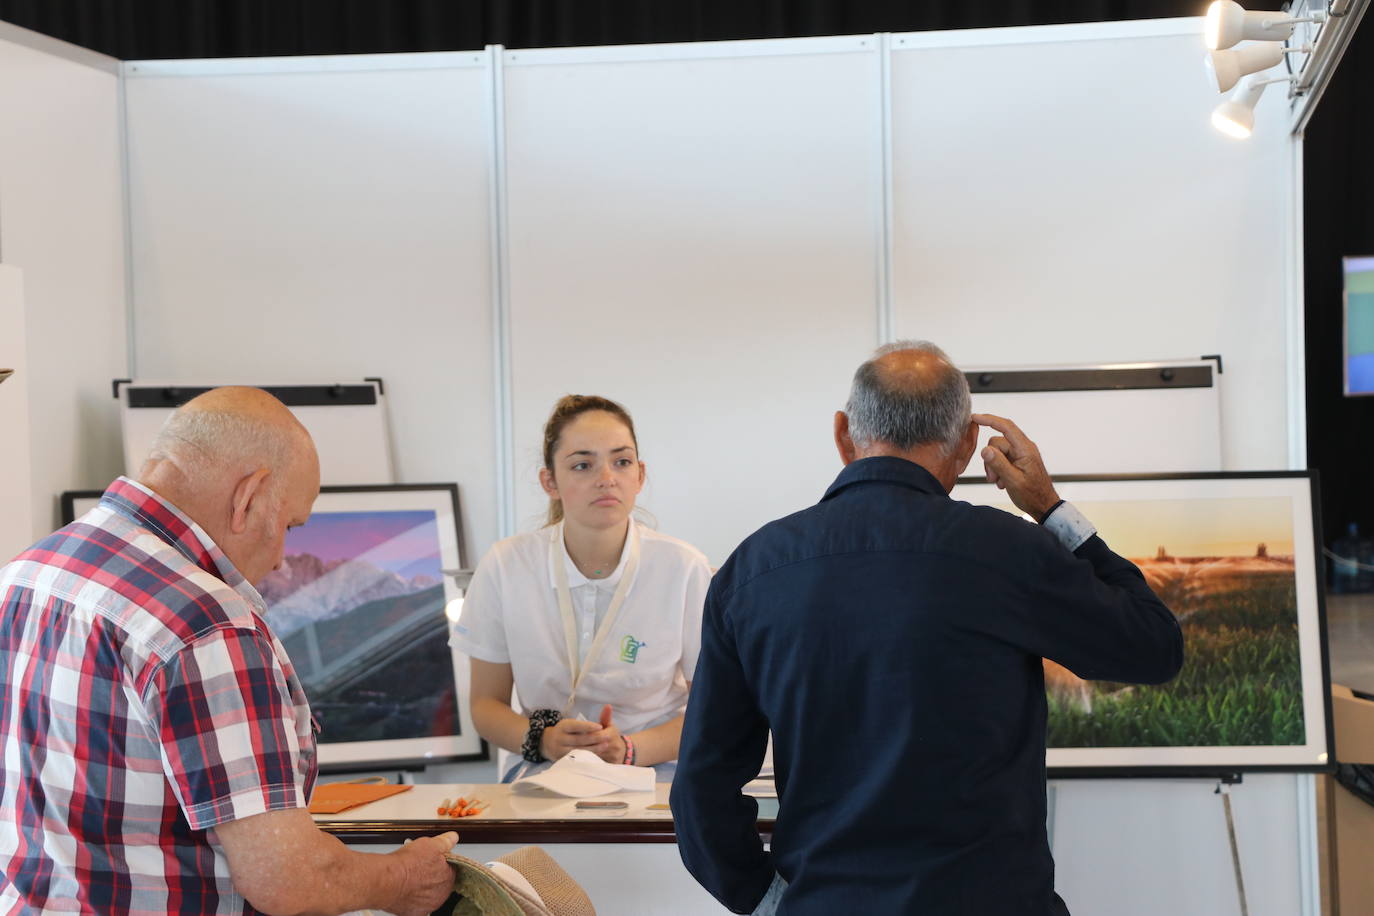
834;411;858;466
229;468;272;535
952;420;979;477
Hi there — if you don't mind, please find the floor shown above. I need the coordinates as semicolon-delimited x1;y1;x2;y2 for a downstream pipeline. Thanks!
1326;592;1374;694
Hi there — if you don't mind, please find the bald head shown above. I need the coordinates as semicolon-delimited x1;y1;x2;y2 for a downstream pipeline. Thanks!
844;340;972;454
137;387;320;585
142;387;312;485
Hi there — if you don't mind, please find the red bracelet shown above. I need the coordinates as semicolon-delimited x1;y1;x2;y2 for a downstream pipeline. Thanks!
622;734;636;766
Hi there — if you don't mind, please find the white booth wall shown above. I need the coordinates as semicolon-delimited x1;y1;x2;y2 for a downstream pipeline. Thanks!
0;16;1313;916
0;23;128;536
121;52;499;559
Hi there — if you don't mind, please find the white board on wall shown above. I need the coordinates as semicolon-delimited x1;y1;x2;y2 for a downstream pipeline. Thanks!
501;37;884;565
965;359;1223;475
117;380;394;484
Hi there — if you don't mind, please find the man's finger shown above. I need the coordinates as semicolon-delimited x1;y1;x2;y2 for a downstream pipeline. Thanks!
972;413;1033;452
981;445;1019;481
985;435;1012;458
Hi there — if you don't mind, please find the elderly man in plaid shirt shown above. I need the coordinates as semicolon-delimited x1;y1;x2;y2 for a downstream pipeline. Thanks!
0;387;458;915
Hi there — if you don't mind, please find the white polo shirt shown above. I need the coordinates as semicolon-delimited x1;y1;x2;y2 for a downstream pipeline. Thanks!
451;519;710;735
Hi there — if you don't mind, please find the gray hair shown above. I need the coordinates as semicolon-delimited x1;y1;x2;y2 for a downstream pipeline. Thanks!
147;407;295;488
845;340;971;454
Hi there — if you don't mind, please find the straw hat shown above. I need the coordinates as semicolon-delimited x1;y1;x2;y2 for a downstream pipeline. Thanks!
445;846;596;916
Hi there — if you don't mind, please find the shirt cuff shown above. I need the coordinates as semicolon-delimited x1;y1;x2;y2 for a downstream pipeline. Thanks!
1041;500;1096;552
751;873;788;916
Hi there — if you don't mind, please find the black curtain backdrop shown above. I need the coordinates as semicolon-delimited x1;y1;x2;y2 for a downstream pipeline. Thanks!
1304;19;1374;546
0;0;1367;546
0;2;1202;59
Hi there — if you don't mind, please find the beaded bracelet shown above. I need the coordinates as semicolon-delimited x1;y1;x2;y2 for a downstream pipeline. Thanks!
622;733;636;766
522;709;562;762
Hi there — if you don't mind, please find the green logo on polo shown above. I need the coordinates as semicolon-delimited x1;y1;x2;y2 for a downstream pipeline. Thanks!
620;635;646;663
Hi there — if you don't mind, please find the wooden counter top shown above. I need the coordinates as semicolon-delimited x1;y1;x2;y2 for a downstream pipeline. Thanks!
314;782;778;845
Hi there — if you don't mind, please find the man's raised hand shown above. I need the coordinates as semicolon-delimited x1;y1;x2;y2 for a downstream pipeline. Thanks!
972;413;1060;522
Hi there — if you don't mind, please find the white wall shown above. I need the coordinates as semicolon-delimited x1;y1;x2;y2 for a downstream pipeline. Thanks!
501;37;882;562
1052;774;1310;916
889;22;1294;471
0;266;33;560
123;53;498;558
0;23;127;537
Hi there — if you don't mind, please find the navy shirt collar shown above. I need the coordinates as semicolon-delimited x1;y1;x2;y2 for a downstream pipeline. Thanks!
821;456;949;503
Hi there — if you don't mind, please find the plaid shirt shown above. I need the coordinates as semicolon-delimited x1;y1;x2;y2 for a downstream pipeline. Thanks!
0;478;317;915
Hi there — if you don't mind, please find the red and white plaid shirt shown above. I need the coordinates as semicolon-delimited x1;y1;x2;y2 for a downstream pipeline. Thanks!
0;477;317;915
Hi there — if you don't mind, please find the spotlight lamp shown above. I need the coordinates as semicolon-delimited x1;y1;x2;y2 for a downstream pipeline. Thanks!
1210;73;1296;138
1203;0;1327;50
1206;42;1312;92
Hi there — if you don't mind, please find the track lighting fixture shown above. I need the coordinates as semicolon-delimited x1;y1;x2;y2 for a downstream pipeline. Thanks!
1203;0;1326;50
1210;73;1296;138
1206;42;1311;92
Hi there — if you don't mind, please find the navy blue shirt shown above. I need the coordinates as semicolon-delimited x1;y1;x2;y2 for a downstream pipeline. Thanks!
672;457;1183;915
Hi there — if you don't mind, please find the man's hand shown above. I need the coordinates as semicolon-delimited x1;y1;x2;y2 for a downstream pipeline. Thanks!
387;832;460;916
541;712;622;762
216;808;457;916
972;413;1060;522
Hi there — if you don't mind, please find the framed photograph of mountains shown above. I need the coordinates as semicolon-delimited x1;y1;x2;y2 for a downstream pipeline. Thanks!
61;482;482;768
953;471;1332;775
257;483;484;768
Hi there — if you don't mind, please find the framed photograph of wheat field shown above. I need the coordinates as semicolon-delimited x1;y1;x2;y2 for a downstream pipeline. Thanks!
953;472;1331;775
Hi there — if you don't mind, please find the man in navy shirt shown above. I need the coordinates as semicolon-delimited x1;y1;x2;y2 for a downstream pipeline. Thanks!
672;340;1183;915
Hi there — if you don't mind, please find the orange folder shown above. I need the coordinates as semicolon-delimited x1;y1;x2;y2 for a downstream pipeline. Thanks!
308;782;412;815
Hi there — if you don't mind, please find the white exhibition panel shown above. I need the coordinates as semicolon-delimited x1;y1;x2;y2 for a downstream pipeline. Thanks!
0;25;127;538
1052;774;1305;916
0;266;34;561
122;55;500;557
888;21;1294;472
501;37;882;564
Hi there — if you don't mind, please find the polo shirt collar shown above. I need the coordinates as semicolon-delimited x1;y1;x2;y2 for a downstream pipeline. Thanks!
547;519;637;589
99;476;268;614
821;456;949;503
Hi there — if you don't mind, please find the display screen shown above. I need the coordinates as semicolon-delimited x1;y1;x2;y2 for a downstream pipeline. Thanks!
1344;256;1374;395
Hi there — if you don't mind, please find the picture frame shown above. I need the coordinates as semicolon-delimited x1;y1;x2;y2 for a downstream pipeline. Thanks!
952;471;1332;776
61;483;486;770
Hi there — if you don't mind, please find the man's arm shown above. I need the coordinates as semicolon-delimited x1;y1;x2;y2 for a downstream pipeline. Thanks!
148;628;455;916
214;810;456;916
974;412;1184;683
670;580;775;915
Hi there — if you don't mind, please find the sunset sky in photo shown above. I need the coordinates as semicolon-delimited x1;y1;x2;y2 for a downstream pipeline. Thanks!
979;496;1295;558
283;510;442;579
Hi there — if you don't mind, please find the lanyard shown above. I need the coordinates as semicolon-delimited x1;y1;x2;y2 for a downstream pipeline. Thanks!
552;521;641;715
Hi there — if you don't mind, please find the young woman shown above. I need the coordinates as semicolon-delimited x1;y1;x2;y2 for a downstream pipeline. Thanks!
451;395;711;781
